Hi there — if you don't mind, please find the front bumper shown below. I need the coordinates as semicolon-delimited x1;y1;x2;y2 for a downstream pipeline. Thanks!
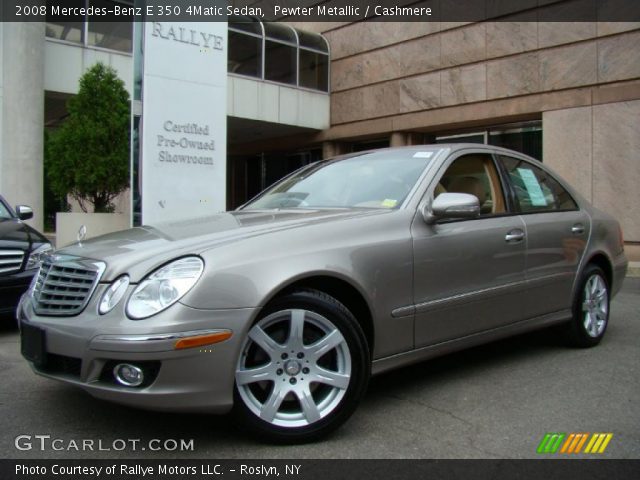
17;287;257;413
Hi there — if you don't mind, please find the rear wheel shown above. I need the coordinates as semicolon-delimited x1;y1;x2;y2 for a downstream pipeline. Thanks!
564;264;610;347
234;289;370;442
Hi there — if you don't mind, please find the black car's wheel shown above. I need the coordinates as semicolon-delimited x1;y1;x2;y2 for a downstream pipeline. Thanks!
234;289;370;443
564;264;610;348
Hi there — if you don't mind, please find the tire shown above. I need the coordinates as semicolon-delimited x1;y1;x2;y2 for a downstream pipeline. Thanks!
564;264;610;348
233;289;370;443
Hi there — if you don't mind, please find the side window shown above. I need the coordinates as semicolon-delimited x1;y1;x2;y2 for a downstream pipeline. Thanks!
436;154;506;216
498;155;578;213
0;200;12;219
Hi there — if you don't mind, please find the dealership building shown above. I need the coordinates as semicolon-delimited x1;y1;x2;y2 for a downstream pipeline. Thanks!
0;9;639;259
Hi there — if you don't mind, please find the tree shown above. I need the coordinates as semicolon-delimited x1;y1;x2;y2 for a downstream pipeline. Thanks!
47;63;130;213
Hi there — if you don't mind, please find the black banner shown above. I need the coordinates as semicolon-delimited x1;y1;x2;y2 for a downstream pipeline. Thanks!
1;459;640;480
3;0;640;22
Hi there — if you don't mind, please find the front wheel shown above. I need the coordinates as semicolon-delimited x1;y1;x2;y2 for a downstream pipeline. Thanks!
564;264;610;348
234;289;370;443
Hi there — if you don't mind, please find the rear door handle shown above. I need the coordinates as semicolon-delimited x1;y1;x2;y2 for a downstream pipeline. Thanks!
572;224;585;235
505;229;525;243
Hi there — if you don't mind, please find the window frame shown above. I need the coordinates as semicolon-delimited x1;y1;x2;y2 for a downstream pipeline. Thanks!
426;150;515;224
227;18;330;93
495;154;580;215
46;0;134;55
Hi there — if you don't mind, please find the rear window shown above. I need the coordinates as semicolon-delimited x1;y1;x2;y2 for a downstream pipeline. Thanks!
498;156;578;212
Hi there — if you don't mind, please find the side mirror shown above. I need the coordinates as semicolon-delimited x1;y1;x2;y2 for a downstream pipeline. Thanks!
422;193;480;225
15;205;33;220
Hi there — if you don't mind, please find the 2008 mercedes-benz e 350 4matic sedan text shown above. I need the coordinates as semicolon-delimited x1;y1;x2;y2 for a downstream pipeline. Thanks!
18;145;627;442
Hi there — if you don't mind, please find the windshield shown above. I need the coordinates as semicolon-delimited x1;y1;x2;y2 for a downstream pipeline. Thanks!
243;149;439;210
0;198;13;219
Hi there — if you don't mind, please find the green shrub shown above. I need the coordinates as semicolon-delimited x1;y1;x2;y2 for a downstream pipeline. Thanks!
47;63;130;213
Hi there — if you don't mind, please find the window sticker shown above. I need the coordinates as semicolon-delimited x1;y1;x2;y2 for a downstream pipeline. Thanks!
381;199;398;208
517;168;547;206
413;151;433;158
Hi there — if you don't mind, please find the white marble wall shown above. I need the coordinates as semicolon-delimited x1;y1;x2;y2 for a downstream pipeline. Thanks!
593;100;640;242
330;24;640;125
544;100;640;242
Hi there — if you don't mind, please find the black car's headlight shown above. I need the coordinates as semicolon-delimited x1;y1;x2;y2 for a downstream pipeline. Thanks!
26;243;52;270
126;257;204;319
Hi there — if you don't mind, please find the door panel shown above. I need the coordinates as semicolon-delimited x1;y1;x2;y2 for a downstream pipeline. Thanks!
497;155;589;317
412;216;527;347
412;152;527;348
520;211;589;316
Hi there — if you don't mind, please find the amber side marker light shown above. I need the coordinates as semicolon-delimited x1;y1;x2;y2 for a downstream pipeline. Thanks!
174;331;233;350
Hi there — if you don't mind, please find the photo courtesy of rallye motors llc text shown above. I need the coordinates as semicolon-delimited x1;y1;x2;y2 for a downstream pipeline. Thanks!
15;463;300;477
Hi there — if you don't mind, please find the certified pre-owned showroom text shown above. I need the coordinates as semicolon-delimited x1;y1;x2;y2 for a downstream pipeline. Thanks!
14;435;194;452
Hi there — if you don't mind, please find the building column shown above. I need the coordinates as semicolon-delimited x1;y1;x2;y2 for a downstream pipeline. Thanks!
322;141;350;159
390;131;424;147
0;23;45;230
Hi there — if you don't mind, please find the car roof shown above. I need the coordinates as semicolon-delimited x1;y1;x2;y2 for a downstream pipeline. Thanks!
331;143;540;163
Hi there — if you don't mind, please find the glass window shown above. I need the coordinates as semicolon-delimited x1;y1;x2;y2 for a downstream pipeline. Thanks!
229;16;263;35
87;2;133;52
228;30;262;77
46;21;84;44
132;115;141;226
435;122;543;160
264;40;296;85
437;154;507;216
436;133;485;144
243;149;439;210
489;125;542;161
0;199;13;219
296;30;328;52
299;50;328;91
133;21;143;100
499;156;578;213
263;23;297;43
351;138;390;152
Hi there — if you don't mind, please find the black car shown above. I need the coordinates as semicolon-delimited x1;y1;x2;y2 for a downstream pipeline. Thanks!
0;195;51;317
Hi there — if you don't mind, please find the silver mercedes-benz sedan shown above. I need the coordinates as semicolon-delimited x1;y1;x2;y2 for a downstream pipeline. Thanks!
18;145;627;442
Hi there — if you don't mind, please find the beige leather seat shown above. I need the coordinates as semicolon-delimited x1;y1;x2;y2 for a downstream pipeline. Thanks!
434;182;447;197
446;176;489;212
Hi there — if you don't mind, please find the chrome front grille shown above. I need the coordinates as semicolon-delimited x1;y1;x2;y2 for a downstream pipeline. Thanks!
0;249;25;275
32;255;106;316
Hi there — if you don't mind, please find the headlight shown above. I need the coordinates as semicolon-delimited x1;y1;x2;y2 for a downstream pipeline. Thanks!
99;275;130;315
126;257;204;319
26;243;52;270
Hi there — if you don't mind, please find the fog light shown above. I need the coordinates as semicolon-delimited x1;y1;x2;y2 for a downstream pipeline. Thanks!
113;363;144;387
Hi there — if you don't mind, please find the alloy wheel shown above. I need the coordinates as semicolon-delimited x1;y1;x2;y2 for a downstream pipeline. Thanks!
236;309;352;428
582;273;609;338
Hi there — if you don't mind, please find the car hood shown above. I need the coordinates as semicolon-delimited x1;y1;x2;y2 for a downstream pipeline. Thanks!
57;209;387;281
0;217;48;251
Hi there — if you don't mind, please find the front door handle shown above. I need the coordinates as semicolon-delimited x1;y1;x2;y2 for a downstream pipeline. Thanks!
505;229;525;243
572;224;585;235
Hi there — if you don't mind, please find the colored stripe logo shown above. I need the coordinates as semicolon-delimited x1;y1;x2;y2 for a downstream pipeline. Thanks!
537;433;613;454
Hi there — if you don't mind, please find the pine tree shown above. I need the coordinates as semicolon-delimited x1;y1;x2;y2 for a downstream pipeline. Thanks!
47;63;130;213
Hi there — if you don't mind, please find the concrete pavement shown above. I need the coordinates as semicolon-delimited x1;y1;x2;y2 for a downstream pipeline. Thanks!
0;278;638;459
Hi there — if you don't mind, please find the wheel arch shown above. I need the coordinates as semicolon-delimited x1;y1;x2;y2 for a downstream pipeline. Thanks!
584;252;613;288
261;274;375;359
